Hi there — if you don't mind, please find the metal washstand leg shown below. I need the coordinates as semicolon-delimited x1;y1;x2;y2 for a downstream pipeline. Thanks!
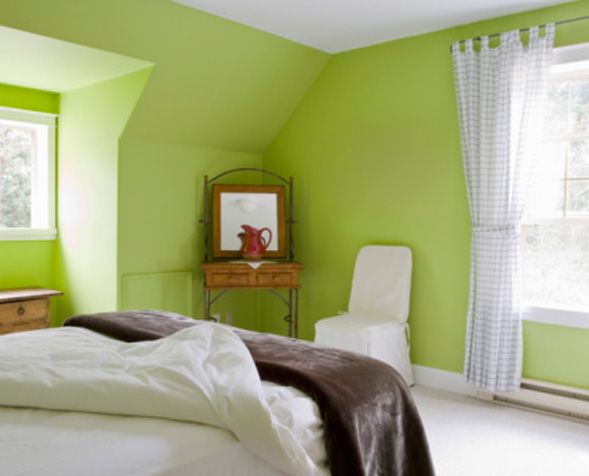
204;288;210;321
288;289;294;338
293;288;299;339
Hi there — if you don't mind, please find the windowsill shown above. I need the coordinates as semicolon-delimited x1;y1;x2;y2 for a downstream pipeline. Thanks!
0;228;57;241
522;304;589;330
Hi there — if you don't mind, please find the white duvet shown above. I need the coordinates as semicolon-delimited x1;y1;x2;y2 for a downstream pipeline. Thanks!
0;324;328;476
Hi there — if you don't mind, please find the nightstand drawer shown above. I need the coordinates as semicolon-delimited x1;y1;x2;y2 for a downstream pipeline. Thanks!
0;318;47;335
0;299;47;324
0;299;49;335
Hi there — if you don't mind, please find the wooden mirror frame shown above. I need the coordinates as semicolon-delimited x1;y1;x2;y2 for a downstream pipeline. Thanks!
212;184;286;259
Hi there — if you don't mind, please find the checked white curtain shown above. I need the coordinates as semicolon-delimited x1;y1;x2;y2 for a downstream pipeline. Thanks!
452;25;554;392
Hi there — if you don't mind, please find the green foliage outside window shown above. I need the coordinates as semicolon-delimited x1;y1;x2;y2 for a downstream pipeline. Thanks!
0;126;33;228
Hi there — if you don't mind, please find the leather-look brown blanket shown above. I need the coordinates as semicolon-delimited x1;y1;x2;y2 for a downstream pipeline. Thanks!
64;310;435;476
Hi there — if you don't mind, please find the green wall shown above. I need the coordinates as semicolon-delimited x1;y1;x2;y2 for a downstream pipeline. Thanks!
0;83;59;114
55;69;151;322
0;84;58;292
264;0;589;389
118;139;263;328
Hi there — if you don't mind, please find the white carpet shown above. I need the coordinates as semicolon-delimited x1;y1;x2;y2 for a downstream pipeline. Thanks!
411;386;589;476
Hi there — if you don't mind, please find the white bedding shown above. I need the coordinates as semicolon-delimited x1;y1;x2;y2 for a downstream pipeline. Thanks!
0;325;328;476
1;405;283;475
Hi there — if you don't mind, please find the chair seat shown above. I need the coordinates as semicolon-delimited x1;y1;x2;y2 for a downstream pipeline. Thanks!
315;314;414;385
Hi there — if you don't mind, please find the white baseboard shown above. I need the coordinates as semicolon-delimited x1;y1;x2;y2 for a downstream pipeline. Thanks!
412;364;476;396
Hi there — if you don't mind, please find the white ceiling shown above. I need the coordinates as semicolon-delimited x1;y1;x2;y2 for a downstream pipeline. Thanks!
0;26;151;93
174;0;570;53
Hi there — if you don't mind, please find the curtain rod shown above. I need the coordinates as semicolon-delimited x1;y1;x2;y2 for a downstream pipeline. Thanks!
449;14;589;52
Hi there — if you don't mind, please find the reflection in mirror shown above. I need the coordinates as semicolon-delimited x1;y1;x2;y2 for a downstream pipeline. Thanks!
220;192;278;252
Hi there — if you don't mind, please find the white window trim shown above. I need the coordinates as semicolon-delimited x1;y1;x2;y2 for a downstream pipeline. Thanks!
0;106;57;241
521;42;589;330
523;217;589;225
552;42;589;73
0;228;57;241
522;305;589;330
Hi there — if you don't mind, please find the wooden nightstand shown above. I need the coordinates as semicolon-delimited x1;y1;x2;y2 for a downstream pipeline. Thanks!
0;288;63;336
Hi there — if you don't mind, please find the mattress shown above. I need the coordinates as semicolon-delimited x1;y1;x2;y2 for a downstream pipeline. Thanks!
0;382;326;476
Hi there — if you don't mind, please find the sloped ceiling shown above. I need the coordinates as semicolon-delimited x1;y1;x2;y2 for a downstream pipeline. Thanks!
0;0;328;153
0;26;151;93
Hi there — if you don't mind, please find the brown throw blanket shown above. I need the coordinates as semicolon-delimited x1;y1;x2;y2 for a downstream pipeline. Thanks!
65;310;435;476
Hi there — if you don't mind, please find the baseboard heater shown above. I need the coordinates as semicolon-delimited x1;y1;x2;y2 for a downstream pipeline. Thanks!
477;379;589;422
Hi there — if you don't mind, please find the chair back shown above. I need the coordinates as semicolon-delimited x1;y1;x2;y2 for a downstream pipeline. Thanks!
348;246;412;323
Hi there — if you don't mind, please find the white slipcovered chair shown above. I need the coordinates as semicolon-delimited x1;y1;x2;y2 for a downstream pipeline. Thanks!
314;246;414;385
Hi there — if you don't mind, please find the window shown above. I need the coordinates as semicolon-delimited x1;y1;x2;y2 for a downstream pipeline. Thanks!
521;45;589;327
0;107;56;240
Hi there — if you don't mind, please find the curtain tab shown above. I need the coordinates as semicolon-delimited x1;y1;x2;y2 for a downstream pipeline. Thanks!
544;23;555;42
465;38;474;53
500;29;520;47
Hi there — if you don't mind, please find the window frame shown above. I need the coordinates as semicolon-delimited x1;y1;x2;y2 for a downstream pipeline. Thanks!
0;106;57;241
521;42;589;329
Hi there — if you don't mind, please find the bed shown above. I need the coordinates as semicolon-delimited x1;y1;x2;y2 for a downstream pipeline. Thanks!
0;311;434;476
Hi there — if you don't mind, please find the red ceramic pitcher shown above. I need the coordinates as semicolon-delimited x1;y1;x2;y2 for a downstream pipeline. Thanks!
238;225;272;261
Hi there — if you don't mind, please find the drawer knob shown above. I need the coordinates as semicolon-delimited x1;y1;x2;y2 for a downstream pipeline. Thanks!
17;306;25;316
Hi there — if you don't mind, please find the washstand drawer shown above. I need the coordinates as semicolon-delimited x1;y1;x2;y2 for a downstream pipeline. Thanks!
208;273;253;287
257;272;298;287
0;299;48;332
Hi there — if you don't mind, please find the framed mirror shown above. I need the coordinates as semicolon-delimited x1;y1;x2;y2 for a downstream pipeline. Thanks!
212;184;286;259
